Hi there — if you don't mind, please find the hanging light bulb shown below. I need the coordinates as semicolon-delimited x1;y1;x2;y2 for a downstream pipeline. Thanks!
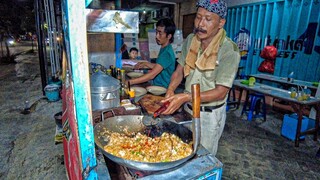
143;9;146;14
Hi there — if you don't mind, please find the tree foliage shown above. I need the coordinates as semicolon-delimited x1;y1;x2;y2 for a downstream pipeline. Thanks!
0;0;35;36
0;0;35;63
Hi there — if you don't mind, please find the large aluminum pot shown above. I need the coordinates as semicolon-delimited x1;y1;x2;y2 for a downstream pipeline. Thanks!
94;115;196;171
90;71;120;111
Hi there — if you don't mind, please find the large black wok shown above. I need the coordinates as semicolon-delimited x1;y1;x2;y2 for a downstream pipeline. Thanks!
94;84;201;171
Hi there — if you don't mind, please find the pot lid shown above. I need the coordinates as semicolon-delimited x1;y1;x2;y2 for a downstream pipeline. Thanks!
90;71;120;93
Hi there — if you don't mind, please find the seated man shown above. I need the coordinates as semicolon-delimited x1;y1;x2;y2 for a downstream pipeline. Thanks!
127;18;176;88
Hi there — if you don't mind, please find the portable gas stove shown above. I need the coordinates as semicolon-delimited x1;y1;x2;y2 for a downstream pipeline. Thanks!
103;145;223;180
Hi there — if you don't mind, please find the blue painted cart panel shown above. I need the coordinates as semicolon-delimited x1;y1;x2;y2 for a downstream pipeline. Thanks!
62;0;98;179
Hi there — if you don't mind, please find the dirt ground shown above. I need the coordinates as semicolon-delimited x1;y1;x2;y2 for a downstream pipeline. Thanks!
0;48;67;179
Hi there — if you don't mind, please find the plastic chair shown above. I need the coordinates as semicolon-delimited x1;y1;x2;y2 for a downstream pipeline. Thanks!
241;92;266;121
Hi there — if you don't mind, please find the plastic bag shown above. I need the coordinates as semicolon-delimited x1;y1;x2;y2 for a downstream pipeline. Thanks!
260;46;277;60
258;46;277;74
258;59;275;73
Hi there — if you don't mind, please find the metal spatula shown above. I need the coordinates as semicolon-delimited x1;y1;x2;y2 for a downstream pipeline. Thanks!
142;101;171;126
140;105;161;126
142;115;161;126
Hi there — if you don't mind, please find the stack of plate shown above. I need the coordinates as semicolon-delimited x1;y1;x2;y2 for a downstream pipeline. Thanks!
131;87;147;97
127;72;144;78
146;86;167;95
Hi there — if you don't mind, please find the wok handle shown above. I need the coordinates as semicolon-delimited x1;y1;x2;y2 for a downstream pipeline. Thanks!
191;84;200;118
101;109;116;121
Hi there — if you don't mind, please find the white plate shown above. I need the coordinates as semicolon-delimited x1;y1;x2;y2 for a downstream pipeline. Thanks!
127;72;144;78
131;87;147;97
146;86;167;95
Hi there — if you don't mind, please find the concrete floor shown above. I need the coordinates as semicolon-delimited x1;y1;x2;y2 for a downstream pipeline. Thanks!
218;106;320;179
0;49;66;179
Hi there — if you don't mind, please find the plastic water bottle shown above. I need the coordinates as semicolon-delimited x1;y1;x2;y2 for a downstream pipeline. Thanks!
303;86;311;100
290;87;297;98
288;72;294;82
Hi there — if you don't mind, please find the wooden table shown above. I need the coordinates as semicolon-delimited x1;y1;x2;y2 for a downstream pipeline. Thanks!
249;74;318;95
233;79;320;147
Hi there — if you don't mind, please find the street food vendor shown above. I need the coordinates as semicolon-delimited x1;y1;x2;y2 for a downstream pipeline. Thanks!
126;18;176;88
162;0;240;156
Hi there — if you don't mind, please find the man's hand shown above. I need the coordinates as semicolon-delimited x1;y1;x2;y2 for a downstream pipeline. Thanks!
134;62;145;69
165;88;175;98
134;62;154;69
161;93;191;115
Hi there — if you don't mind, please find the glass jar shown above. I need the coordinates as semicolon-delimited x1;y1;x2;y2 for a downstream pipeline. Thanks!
290;87;297;98
120;69;126;84
248;77;256;86
303;88;311;100
106;69;112;76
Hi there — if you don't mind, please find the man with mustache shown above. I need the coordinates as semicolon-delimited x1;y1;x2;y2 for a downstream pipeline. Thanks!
127;18;176;88
162;0;240;156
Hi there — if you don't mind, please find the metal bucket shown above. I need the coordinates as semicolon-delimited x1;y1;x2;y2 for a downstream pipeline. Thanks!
54;111;63;128
90;71;120;111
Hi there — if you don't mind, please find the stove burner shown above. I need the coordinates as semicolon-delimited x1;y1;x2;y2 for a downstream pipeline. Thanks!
103;145;223;180
128;168;161;178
